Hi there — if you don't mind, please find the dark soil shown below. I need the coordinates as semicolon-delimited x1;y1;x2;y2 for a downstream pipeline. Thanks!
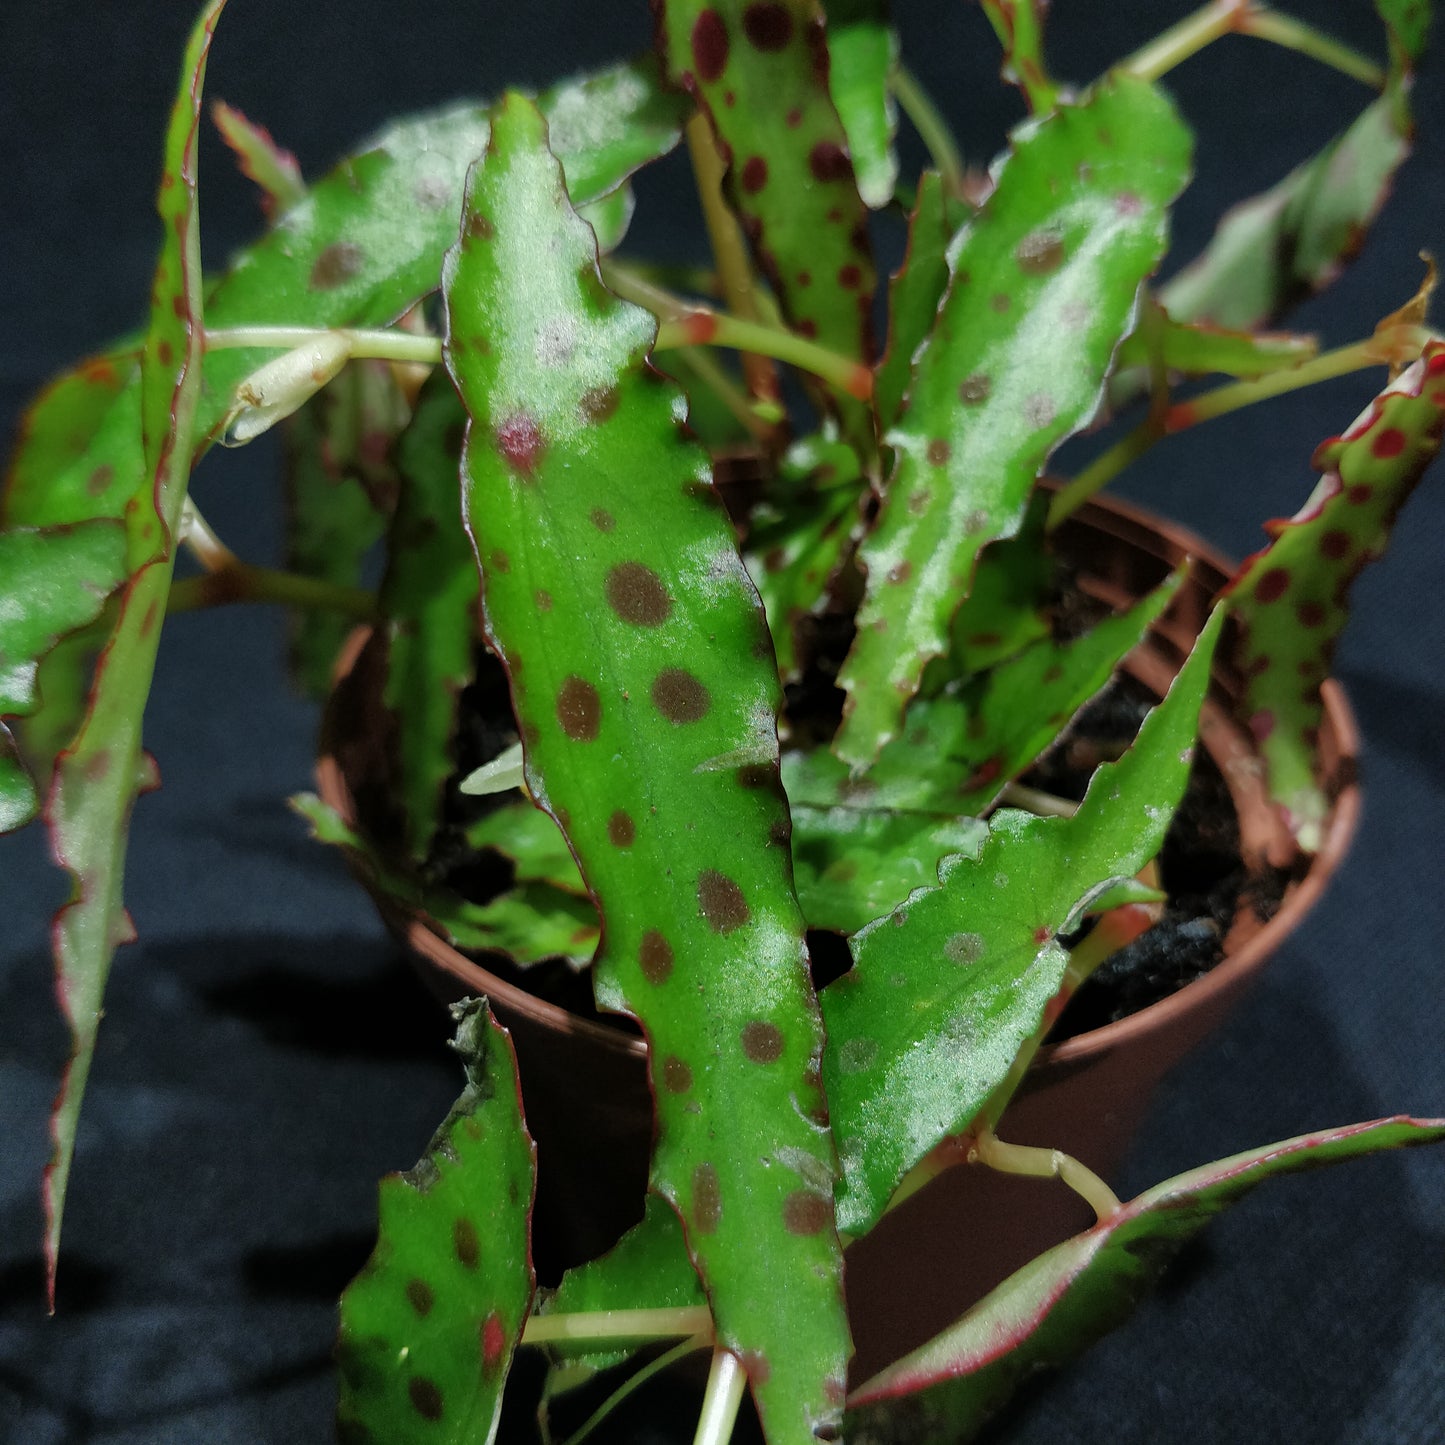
405;636;1282;1043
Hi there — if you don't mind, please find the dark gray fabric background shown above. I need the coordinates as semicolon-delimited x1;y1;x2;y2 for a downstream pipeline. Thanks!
2;2;1442;1441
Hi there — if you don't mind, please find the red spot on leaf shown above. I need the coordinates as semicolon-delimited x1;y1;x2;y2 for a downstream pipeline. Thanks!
481;1311;506;1371
691;10;730;81
1319;529;1351;559
740;155;769;193
682;311;719;345
495;412;544;476
1296;600;1326;627
1371;426;1406;459
809;141;851;183
1254;567;1290;603
742;2;793;49
1249;709;1276;741
837;262;862;289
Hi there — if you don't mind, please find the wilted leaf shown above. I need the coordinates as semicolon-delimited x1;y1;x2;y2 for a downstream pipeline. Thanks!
338;998;537;1445
834;76;1192;768
443;94;850;1443
847;1116;1445;1442
821;609;1221;1236
1227;343;1445;849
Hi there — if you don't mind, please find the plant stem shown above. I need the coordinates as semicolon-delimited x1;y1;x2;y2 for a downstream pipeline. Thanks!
693;1348;747;1445
167;564;378;621
685;113;779;403
1047;334;1407;530
893;64;966;200
1120;0;1251;82
205;325;441;364
656;312;873;399
970;1130;1121;1222
670;347;778;443
179;497;239;573
998;781;1080;819
1241;9;1385;88
558;1336;710;1445
522;1306;714;1348
1120;1;1385;88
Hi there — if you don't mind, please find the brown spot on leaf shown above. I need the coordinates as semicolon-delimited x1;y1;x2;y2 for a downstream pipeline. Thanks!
662;1055;693;1092
740;1020;784;1062
740;155;769;193
693;1163;722;1232
809;141;851;183
556;676;602;740
590;506;616;532
698;869;750;933
652;668;710;723
959;373;991;404
743;2;793;48
1015;229;1065;274
691;9;730;81
579;385;620;423
639;930;674;984
309;241;365;289
605;562;673;625
408;1377;444;1421
406;1279;435;1316
926;438;951;466
607;810;636;847
782;1189;831;1235
454;1218;479;1269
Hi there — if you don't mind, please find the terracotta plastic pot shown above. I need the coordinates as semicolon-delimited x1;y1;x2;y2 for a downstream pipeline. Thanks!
317;493;1359;1382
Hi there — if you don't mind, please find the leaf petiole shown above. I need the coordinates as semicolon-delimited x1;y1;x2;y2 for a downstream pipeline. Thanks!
693;1348;747;1445
893;64;966;201
557;1335;711;1445
522;1305;715;1348
969;1129;1122;1222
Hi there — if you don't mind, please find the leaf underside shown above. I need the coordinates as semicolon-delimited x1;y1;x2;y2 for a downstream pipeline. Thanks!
846;1116;1445;1443
1227;343;1445;849
443;93;849;1443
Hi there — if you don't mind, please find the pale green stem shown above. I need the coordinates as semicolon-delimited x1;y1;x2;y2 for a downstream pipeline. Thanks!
693;1348;747;1445
686;113;779;402
167;565;378;621
656;312;873;400
970;1130;1121;1222
998;781;1079;819
178;497;239;572
671;347;777;443
205;325;441;364
559;1336;711;1445
1120;0;1252;82
522;1306;714;1348
1241;9;1386;89
1048;333;1411;530
893;64;966;200
1120;1;1385;88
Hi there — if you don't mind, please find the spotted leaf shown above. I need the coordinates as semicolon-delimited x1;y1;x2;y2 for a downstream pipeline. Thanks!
443;95;849;1444
42;0;224;1305
0;525;128;832
822;610;1221;1235
833;75;1192;769
1227;343;1445;850
979;0;1059;113
847;1116;1445;1442
655;0;877;432
825;0;899;208
873;169;956;428
293;793;598;967
1160;0;1426;332
338;998;537;1445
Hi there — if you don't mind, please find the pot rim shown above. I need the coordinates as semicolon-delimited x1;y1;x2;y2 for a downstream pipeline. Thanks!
316;491;1362;1073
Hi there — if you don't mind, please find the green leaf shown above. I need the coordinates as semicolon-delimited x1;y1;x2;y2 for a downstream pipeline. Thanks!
378;374;478;857
791;804;987;935
541;1198;705;1372
43;0;224;1304
0;525;128;832
1114;309;1318;379
825;0;899;208
931;487;1052;679
744;439;864;682
292;793;599;967
443;94;850;1444
211;99;305;217
833;75;1192;768
821;609;1222;1236
464;800;588;897
1227;342;1445;850
654;0;877;433
337;998;537;1445
284;359;403;697
846;1115;1445;1442
979;0;1060;112
874;169;955;428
